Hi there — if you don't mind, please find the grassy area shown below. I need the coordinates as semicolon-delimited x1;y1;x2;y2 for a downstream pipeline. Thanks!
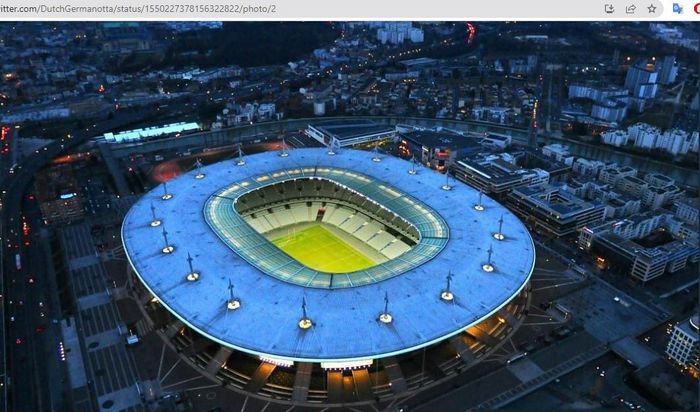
272;224;375;273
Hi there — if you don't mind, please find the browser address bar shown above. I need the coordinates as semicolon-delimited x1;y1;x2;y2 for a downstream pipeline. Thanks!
0;0;692;20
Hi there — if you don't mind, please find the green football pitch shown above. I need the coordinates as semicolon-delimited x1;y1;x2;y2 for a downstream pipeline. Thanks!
271;224;376;273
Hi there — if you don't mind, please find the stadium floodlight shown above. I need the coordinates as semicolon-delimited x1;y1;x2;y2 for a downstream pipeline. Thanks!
226;279;240;310
194;158;205;179
161;181;173;200
408;155;418;175
327;137;341;156
441;172;452;191
149;202;161;227
378;292;393;323
371;141;382;162
440;271;454;301
493;214;505;240
482;245;495;272
474;190;485;211
298;297;313;329
161;226;174;254
236;145;246;166
279;137;290;157
185;252;200;281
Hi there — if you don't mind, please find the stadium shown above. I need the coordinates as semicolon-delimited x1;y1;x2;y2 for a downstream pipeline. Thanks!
122;147;535;405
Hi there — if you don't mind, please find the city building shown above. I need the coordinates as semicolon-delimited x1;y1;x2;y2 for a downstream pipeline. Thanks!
375;22;423;45
212;102;282;128
591;99;628;123
674;197;699;225
507;184;605;236
601;130;629;147
572;158;606;179
580;212;699;282
628;123;661;149
624;61;659;99
0;106;71;123
657;55;679;85
598;165;637;186
541;144;574;166
604;196;641;219
103;122;200;144
616;175;649;199
644;172;675;188
451;153;549;196
666;316;699;377
642;184;684;210
399;130;482;171
567;82;629;122
656;129;694;156
305;119;395;147
34;164;84;225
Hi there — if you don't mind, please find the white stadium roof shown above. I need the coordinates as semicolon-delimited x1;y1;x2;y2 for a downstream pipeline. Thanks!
121;148;535;362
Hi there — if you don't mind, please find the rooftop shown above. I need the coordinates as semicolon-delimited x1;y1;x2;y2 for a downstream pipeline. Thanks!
309;119;394;141
122;148;534;362
402;130;482;151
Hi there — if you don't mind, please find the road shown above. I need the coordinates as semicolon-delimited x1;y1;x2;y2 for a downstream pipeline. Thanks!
0;107;161;412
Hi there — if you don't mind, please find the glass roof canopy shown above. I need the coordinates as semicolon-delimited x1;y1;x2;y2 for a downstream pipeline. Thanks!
204;166;449;289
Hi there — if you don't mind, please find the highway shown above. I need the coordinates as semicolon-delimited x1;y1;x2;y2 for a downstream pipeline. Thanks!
0;107;161;412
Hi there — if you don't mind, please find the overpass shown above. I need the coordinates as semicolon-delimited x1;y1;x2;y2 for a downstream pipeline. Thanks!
103;116;699;189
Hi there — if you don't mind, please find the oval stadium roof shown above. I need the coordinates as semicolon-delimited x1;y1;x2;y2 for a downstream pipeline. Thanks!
122;148;535;362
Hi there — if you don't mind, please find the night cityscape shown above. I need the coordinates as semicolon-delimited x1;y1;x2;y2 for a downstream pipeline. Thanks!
0;20;698;412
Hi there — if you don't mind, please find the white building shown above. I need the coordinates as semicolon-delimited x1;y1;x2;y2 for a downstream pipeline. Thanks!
313;101;326;116
666;316;699;375
376;22;420;45
598;165;637;186
656;129;690;156
409;28;425;43
643;185;684;210
616;175;648;199
674;198;699;225
601;130;629;147
572;158;606;178
542;144;574;165
628;123;661;149
1;106;71;123
644;173;675;188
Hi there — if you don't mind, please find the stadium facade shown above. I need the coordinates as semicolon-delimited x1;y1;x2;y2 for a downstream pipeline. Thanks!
122;148;535;405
